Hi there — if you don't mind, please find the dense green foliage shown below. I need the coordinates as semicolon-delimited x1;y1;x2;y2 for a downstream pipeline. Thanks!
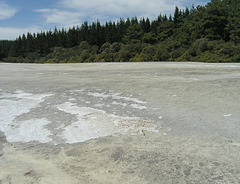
1;0;240;63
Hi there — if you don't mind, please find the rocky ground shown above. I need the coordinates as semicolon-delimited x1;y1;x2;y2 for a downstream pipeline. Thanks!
0;62;240;183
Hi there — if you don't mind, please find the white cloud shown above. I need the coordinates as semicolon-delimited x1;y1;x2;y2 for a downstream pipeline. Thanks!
60;0;194;20
34;0;208;29
0;26;40;40
35;9;83;25
34;0;209;29
0;2;17;20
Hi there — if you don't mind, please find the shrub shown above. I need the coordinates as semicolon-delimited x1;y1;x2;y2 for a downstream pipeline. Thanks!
171;47;186;60
189;38;210;56
100;43;111;52
176;51;192;61
156;47;170;61
193;51;222;63
109;42;123;53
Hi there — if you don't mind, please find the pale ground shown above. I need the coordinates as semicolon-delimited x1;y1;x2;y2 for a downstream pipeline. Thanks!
0;62;240;183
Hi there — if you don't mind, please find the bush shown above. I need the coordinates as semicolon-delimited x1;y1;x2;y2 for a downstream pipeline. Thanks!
116;46;132;62
79;50;90;62
109;42;123;53
79;41;91;50
193;51;223;63
26;52;41;61
45;57;58;63
171;47;186;60
100;43;111;52
129;54;144;62
233;54;240;62
85;54;97;62
218;42;236;56
189;38;210;56
156;47;170;61
176;51;192;61
141;45;158;61
3;56;26;63
142;32;157;44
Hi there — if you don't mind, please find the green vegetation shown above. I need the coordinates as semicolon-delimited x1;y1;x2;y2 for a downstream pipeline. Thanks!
1;0;240;63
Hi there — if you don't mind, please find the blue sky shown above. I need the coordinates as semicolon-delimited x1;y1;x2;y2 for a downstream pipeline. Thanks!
0;0;210;40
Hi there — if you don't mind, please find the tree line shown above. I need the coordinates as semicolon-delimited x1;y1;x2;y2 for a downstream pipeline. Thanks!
1;0;240;63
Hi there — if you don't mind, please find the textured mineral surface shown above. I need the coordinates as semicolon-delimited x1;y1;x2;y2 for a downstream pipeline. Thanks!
0;62;240;183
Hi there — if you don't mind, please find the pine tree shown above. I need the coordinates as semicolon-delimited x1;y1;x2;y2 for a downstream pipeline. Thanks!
123;24;143;44
67;26;78;47
81;21;89;43
174;6;180;27
140;18;151;33
203;0;228;40
89;22;96;45
226;0;240;43
59;28;67;47
26;32;34;53
97;20;105;46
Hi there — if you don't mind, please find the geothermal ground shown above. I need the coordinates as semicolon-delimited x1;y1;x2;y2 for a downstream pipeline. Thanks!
0;62;240;183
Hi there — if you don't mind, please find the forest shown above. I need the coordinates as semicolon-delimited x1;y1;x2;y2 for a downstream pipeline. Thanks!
0;0;240;63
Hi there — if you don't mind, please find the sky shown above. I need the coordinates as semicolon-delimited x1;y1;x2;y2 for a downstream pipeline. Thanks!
0;0;210;40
